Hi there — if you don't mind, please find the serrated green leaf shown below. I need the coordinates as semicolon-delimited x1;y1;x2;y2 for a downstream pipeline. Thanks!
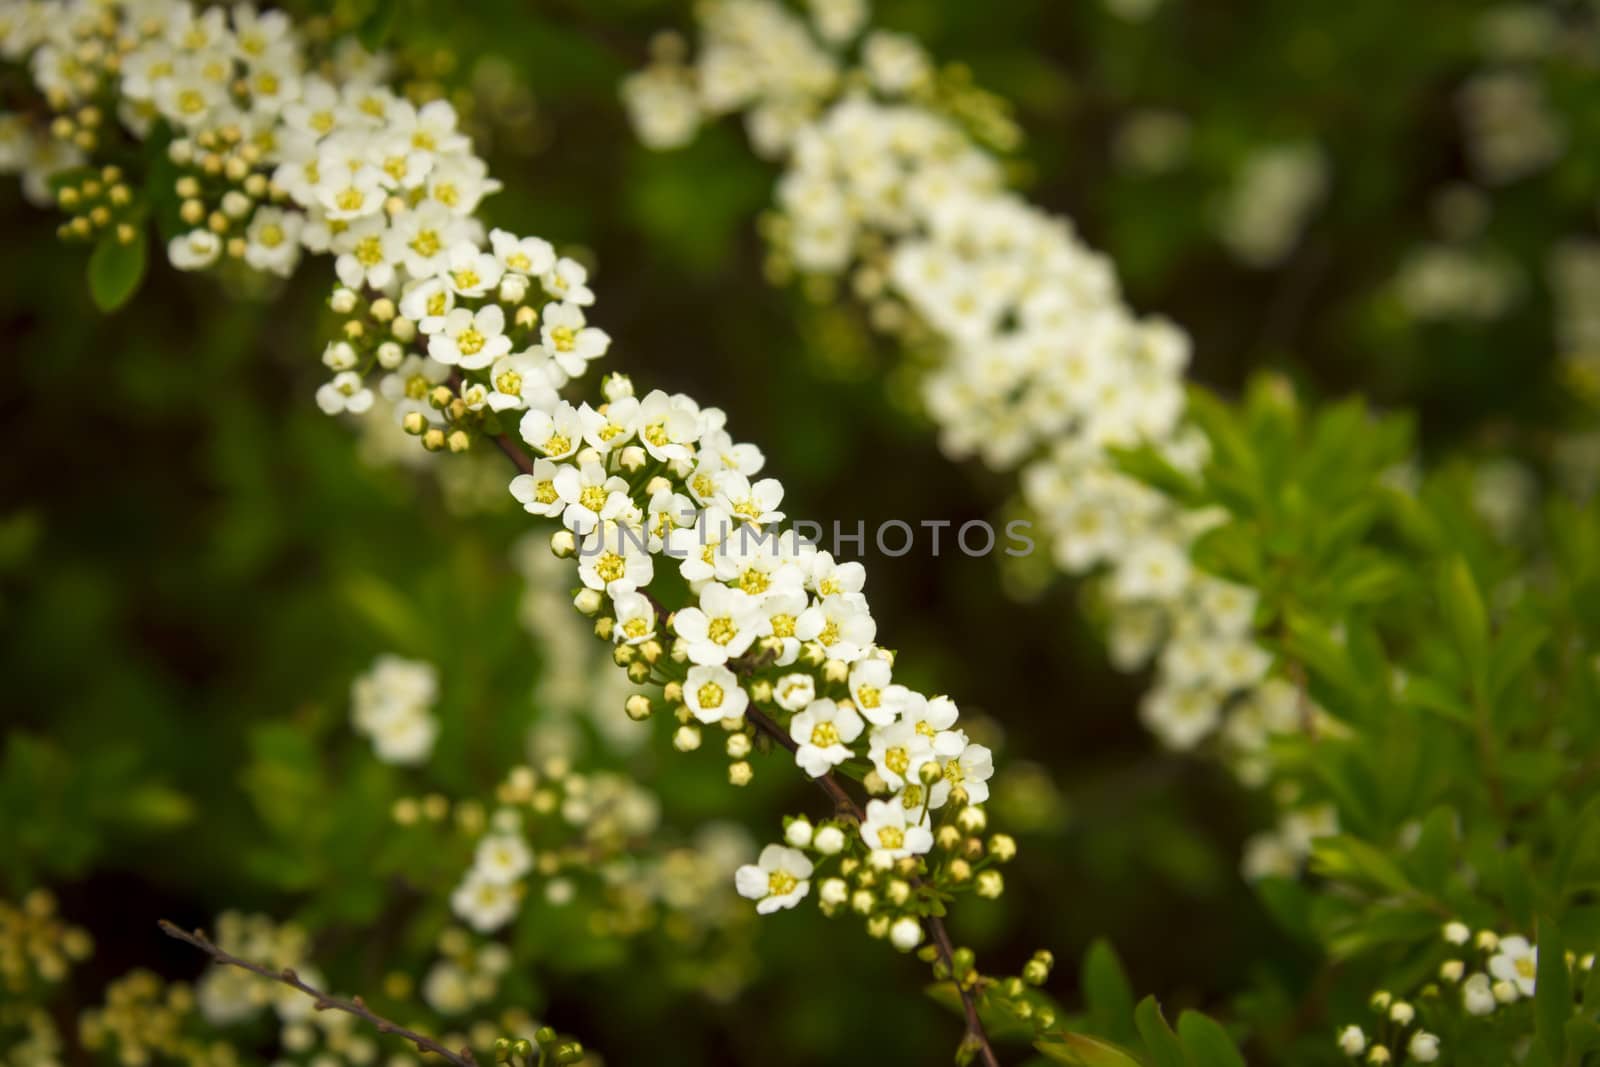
1133;997;1186;1067
87;227;147;312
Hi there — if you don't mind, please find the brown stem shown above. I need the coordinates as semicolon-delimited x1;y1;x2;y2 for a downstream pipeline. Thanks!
157;921;478;1067
489;431;1001;1066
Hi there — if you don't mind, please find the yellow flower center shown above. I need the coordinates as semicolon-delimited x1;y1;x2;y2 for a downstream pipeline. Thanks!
434;182;459;207
943;760;964;783
452;268;480;291
697;682;725;710
255;72;280;96
258;224;284;248
534;480;557;505
177;88;205;114
877;827;904;850
541;433;570;455
507;252;530;271
623;618;649;639
495;371;523;397
857;685;881;709
1516;958;1535;979
644;422;669;446
739;569;769;595
915;721;936;739
383;156;409;181
594;552;626;584
354;235;383;266
770;614;795;638
455;327;485;356
885;747;909;775
405;374;429;400
426;291;448;317
767;870;798;897
579;485;609;512
707;617;737;645
335;187;365;212
900;785;924;809
809;722;840;747
550;325;576;352
819;578;841;596
818;621;840;646
358;95;386;118
412;131;437;151
310;110;335;134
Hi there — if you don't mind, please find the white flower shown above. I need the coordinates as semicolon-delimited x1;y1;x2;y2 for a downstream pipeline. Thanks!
490;228;555;276
611;590;657;645
520;402;583;459
889;916;922;952
849;656;906;726
169;228;222;270
473;833;532;885
575;521;655;596
421;962;472;1016
635;390;701;461
554;460;633;533
930;741;994;807
734;844;813;914
784;818;813;848
773;672;816;712
441;240;504;298
867;720;935;791
578;399;639;453
713;471;785;527
450;870;519;932
541;302;611;378
1488;935;1537;997
401;277;455;332
789;698;863;777
541;256;594;305
900;693;965;756
684;664;748;724
1462;973;1496;1016
243;208;304;277
1443;921;1471;945
813;825;846;854
674;583;766;665
334;215;396;290
1337;1026;1365;1057
1408;1032;1439;1064
429;304;511;370
487;351;557;412
368;705;438;765
795;594;876;663
316;371;374;415
859;798;933;860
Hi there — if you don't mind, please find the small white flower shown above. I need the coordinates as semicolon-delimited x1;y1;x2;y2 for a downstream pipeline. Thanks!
789;698;863;777
243;208;304;277
930;741;994;807
1336;1026;1365;1057
1462;973;1496;1016
849;656;906;726
541;302;611;378
440;240;504;298
315;371;374;415
554;460;633;533
334;215;396;290
859;798;933;860
611;590;657;645
541;256;594;305
674;583;766;665
867;720;935;791
520;402;583;460
450;870;519;932
490;228;555;276
684;664;748;724
428;304;511;370
1488;935;1537;997
773;672;816;712
575;521;655;596
1443;921;1471;945
795;594;876;663
784;818;813;848
1407;1032;1439;1064
487;351;557;412
169;229;222;270
734;844;813;914
473;833;532;885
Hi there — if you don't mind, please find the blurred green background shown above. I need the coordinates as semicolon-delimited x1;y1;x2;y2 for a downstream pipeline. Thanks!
3;0;1597;1062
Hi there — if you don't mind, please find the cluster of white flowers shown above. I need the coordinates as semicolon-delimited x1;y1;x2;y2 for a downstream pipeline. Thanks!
1391;243;1522;323
192;911;319;1027
623;0;1306;784
350;653;440;765
1238;801;1338;882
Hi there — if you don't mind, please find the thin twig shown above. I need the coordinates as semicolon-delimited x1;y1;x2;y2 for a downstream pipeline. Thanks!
157;920;478;1067
491;430;1001;1067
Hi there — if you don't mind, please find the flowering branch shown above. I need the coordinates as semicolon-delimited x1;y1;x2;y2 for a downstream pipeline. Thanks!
157;919;478;1067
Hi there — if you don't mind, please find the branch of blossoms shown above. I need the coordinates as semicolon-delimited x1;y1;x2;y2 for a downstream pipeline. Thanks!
157;920;482;1067
0;3;1030;1061
622;0;1346;877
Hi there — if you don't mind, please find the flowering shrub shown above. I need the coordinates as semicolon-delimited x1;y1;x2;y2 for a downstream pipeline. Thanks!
4;1;1600;1066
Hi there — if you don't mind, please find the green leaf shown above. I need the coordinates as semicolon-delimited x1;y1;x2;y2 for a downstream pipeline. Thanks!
87;227;147;312
357;0;399;50
1133;997;1186;1067
1534;915;1569;1065
1176;1011;1245;1067
1033;1033;1143;1067
1310;835;1414;897
1082;940;1136;1045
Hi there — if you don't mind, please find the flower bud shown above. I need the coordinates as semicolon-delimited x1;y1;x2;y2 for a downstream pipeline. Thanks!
785;818;813;848
814;825;846;855
975;870;1003;898
957;806;986;833
619;445;648;472
672;724;701;752
573;589;603;615
728;760;753;786
1337;1025;1366;1057
1438;960;1463;983
330;287;358;313
820;878;848;906
1442;921;1470;945
1387;1001;1413;1026
889;917;922;952
550;530;576;558
726;732;751;758
987;834;1016;862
